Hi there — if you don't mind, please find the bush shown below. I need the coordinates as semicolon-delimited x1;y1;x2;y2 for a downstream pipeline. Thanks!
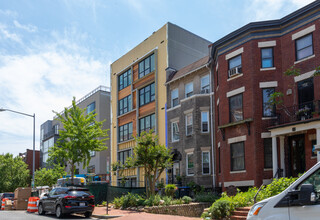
172;198;184;205
182;196;192;204
209;199;234;219
165;184;177;198
187;181;204;195
195;192;219;203
162;196;172;206
112;193;145;209
144;194;161;207
113;197;122;209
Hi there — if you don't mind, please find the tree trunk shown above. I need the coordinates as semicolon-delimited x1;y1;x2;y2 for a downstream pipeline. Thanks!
71;162;75;185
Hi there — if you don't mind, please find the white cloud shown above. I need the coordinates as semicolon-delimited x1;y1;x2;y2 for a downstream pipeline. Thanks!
13;20;37;32
0;9;18;18
0;23;22;43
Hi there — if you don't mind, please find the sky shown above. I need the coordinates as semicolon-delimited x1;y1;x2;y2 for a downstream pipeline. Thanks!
0;0;315;156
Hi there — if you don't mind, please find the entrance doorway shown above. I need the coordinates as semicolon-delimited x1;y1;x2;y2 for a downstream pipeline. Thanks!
288;135;305;177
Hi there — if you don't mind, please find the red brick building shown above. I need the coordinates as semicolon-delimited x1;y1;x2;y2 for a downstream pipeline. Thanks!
210;1;320;190
19;149;40;176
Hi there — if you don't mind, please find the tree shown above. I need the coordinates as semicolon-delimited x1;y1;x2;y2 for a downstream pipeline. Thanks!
34;165;66;187
0;153;30;192
48;97;108;184
114;130;172;197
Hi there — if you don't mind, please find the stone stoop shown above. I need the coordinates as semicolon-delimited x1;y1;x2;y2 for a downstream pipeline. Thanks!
230;207;251;220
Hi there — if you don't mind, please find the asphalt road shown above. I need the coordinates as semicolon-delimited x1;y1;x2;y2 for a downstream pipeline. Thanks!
0;210;100;219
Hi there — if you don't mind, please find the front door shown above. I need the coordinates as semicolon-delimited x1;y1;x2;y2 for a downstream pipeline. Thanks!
289;135;305;177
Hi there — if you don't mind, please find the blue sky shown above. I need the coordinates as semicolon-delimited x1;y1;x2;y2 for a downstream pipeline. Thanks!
0;0;314;156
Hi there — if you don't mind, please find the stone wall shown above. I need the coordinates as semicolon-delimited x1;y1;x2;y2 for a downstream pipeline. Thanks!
144;202;210;217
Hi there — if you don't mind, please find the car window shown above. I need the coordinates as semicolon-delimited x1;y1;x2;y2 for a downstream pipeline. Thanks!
68;190;92;197
297;169;320;195
49;189;56;196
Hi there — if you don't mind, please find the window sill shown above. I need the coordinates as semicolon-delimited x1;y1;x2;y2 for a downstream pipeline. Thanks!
186;174;194;177
263;168;272;171
167;104;181;112
227;73;243;81
117;109;136;118
262;117;277;120
260;67;276;71
230;170;246;174
171;140;179;143
201;131;210;134
294;54;315;64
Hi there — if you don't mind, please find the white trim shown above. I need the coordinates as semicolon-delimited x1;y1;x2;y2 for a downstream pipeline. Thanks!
201;111;210;133
294;70;315;82
226;86;245;98
259;81;278;88
224;180;254;187
292;24;315;40
201;147;211;151
166;104;181;112
230;170;247;174
228;135;246;144
216;62;219;71
171;121;180;142
225;47;244;60
200;106;210;111
202;151;211;175
169;117;179;122
258;41;276;48
260;67;276;71
185;113;193;136
227;73;243;81
180;93;212;103
171;88;179;108
185;82;193;98
184;148;194;153
218;142;221;148
186;152;194;176
261;132;271;139
270;121;320;137
183;109;193;114
294;54;315;65
262;117;277;120
216;98;219;105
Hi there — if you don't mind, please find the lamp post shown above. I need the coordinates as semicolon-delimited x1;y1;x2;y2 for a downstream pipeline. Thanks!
0;108;36;189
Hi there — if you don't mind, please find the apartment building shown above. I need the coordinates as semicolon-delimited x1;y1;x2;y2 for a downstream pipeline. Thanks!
166;56;214;188
40;86;111;181
210;1;320;190
110;22;211;186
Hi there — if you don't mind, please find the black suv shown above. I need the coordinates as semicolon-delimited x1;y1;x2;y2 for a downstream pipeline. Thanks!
38;187;94;218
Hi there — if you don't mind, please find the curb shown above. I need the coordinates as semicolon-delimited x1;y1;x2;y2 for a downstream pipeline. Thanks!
92;214;122;219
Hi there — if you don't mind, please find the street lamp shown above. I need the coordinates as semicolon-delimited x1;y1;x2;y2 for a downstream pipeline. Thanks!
0;108;36;189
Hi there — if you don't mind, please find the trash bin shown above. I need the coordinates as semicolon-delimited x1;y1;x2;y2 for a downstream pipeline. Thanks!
177;186;190;198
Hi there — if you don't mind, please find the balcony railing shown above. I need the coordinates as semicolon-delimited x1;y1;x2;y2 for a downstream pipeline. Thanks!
268;100;320;127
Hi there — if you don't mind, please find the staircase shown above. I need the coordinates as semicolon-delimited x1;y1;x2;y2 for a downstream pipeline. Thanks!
230;207;251;220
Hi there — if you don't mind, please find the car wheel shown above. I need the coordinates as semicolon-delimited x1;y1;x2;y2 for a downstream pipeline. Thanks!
55;205;63;218
84;212;92;218
38;203;45;215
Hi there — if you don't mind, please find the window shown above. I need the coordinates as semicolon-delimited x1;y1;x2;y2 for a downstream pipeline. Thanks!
171;121;179;142
264;138;272;169
230;142;245;171
87;165;95;173
90;150;95;157
218;147;221;173
139;54;155;78
261;48;273;68
186;153;194;176
54;124;59;135
202;152;210;174
296;34;313;61
185;82;193;98
118;122;133;142
139;83;155;106
185;113;193;136
201;111;209;133
229;94;243;122
118;95;132;116
87;102;95;115
228;55;242;77
216;70;219;86
171;89;179;107
118;69;131;90
312;140;317;157
201;75;210;93
262;88;275;117
118;149;132;165
139;114;155;134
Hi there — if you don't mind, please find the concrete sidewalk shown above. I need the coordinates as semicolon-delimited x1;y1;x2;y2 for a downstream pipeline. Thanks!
93;206;202;220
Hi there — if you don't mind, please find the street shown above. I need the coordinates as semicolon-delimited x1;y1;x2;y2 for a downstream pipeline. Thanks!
0;211;100;220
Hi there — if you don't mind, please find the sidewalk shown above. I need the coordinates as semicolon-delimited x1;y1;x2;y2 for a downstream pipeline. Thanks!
93;206;202;220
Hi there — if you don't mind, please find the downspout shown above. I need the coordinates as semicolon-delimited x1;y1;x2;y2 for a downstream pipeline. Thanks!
206;55;216;189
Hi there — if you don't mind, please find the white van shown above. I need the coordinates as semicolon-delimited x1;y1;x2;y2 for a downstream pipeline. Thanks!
247;161;320;220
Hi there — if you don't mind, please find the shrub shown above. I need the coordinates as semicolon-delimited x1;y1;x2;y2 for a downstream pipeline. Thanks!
209;199;234;219
102;201;107;206
162;196;172;206
195;192;219;203
182;196;192;204
144;194;161;207
165;184;177;198
113;197;122;209
187;181;204;195
172;198;184;205
112;193;145;209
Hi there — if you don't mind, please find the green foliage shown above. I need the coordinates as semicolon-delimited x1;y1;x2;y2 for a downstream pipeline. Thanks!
162;196;172;206
102;201;107;206
0;153;30;192
182;196;192;204
165;184;177;198
284;65;301;76
34;165;66;187
144;194;161;207
172;198;184;205
268;92;284;106
112;193;145;209
49;97;108;184
209;199;234;219
195;192;219;203
314;66;320;76
187;181;204;195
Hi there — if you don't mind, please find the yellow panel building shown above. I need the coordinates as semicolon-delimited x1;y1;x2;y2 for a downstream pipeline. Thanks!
110;22;210;186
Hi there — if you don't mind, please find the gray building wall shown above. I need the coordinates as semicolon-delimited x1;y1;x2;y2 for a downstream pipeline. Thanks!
166;67;213;188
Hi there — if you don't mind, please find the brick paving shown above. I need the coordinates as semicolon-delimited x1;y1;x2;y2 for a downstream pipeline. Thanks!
93;206;202;220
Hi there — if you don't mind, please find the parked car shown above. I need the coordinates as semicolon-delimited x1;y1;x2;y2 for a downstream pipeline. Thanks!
38;187;94;218
0;193;14;202
247;161;320;220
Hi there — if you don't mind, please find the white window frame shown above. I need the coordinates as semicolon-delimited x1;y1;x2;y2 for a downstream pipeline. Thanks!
185;82;193;98
186;153;194;176
171;88;179;107
171;121;179;142
201;74;210;93
201;111;209;133
202;151;210;175
185;113;193;136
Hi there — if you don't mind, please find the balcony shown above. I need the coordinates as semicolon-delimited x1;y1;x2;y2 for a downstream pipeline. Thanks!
268;100;320;127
